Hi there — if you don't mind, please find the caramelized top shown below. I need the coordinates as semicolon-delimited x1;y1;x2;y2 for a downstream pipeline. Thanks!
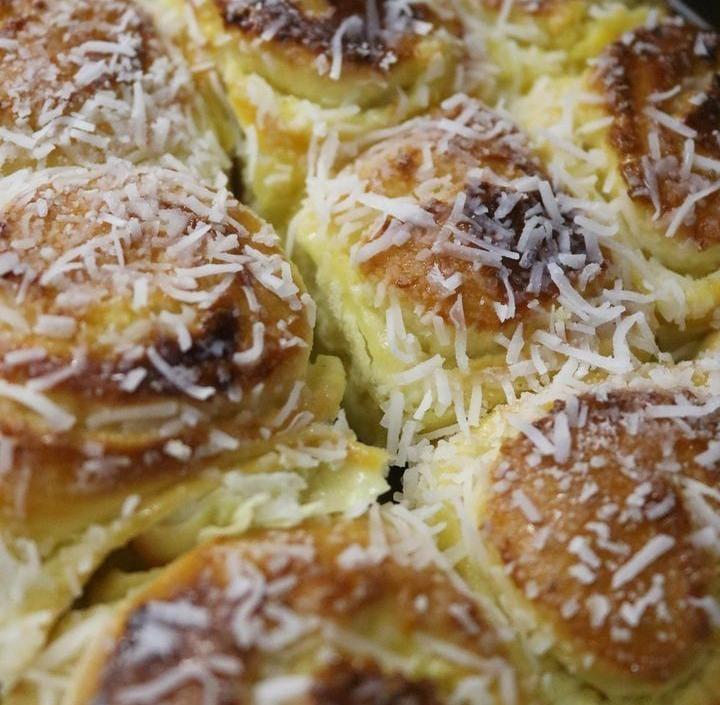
595;18;720;249
78;517;521;705
352;97;610;331
309;659;443;705
0;163;310;428
484;388;720;686
0;0;215;173
0;163;320;528
218;0;439;73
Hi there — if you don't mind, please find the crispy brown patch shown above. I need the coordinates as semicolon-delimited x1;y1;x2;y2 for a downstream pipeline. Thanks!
0;175;308;404
309;659;442;705
0;0;156;133
87;520;517;705
216;0;436;70
595;20;720;248
485;389;718;684
0;165;315;532
355;104;604;331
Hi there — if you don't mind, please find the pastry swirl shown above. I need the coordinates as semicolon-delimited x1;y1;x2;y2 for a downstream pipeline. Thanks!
510;14;720;331
0;161;379;688
353;102;600;329
184;0;475;227
594;17;720;273
485;388;718;691
0;162;315;468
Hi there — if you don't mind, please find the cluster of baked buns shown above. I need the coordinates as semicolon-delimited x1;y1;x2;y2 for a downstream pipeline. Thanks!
1;1;719;704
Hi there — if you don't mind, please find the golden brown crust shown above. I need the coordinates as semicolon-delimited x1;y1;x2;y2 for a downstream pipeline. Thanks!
0;0;155;114
0;163;318;530
595;19;720;248
0;171;306;406
80;518;518;705
0;0;214;173
484;389;719;684
0;164;309;418
216;0;444;72
353;99;607;331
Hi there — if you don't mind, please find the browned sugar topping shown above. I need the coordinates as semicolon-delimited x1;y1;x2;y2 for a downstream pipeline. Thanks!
309;659;442;705
0;0;204;172
595;18;720;248
355;98;608;330
486;389;720;683
218;0;434;71
0;164;309;406
0;163;317;524
89;520;515;705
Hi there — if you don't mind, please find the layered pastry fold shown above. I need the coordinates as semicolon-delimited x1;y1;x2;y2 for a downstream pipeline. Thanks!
0;0;233;181
511;15;720;341
181;0;483;227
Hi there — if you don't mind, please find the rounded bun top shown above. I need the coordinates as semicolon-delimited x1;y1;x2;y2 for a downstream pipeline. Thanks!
72;516;522;705
349;96;612;333
594;18;720;254
485;386;720;687
0;0;221;173
0;162;312;433
0;162;324;533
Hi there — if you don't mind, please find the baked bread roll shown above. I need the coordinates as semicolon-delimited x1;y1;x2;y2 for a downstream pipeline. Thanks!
0;160;385;687
4;2;720;703
0;0;232;180
181;0;481;227
512;14;720;338
29;512;529;705
461;0;659;95
292;93;658;457
405;363;720;704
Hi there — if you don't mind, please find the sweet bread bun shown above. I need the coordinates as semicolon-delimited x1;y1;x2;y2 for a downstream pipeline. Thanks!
0;0;231;179
58;512;528;705
292;93;657;457
182;0;481;227
459;0;658;95
4;2;720;703
0;161;385;687
405;364;720;703
511;15;720;335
